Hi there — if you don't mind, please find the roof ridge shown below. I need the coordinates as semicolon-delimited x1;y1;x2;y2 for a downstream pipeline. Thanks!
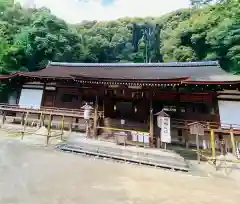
48;61;219;68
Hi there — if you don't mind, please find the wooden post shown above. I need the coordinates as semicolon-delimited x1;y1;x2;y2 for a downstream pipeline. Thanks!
46;114;52;145
210;129;216;164
196;134;200;163
93;95;98;138
1;111;6;127
21;111;29;140
185;134;189;149
60;115;65;141
157;137;161;149
230;127;236;154
85;120;89;138
184;122;189;149
149;99;154;148
21;113;25;126
40;113;45;127
39;112;43;127
69;117;73;132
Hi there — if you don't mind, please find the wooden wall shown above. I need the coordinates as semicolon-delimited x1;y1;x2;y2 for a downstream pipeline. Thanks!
41;85;219;124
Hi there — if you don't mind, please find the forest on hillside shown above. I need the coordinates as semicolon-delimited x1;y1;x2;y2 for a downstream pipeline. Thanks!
0;0;239;79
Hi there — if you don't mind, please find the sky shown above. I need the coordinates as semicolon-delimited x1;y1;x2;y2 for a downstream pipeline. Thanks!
17;0;191;23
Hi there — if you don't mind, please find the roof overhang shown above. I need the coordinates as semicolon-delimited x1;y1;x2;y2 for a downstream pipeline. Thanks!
71;75;190;84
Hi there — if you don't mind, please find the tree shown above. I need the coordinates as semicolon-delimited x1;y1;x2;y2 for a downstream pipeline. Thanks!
0;0;239;78
13;9;84;71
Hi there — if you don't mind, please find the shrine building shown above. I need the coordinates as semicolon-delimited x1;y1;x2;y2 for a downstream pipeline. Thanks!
1;61;240;148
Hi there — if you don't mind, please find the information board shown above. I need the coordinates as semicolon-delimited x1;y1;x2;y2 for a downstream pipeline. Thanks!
160;116;171;143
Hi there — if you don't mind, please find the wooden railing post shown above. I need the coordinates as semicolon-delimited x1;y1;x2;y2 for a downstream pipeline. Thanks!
230;125;236;154
46;114;52;145
69;117;73;132
93;96;98;138
60;115;65;140
21;111;29;140
1;111;6;126
184;121;189;149
210;128;216;164
149;99;154;148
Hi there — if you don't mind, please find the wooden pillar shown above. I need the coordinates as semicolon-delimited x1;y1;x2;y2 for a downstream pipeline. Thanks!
21;113;25;126
184;121;189;149
230;127;236;154
69;117;73;132
210;129;216;159
21;111;29;140
60;115;65;140
1;111;6;127
196;134;200;163
86;120;90;138
93;95;98;138
39;112;43;127
47;114;52;135
149;99;154;148
46;114;52;145
40;83;46;107
39;112;44;127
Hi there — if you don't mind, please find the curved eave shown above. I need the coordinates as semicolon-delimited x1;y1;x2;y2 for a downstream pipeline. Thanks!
0;73;72;81
22;75;72;80
71;75;190;84
0;73;20;80
183;81;240;85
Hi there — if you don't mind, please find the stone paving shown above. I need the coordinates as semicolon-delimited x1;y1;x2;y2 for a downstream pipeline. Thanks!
0;136;240;204
63;134;189;171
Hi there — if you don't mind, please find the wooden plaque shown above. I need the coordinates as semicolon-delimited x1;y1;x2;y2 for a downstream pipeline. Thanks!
188;122;205;136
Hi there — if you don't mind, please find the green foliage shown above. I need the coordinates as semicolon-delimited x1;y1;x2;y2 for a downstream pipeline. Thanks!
0;0;239;78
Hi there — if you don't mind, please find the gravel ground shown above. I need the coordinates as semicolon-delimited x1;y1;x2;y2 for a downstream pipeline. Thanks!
0;136;240;204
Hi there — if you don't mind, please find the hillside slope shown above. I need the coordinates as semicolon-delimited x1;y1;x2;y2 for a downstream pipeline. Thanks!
0;0;239;76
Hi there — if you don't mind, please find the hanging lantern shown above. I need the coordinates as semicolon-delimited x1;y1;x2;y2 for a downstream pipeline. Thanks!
114;104;117;111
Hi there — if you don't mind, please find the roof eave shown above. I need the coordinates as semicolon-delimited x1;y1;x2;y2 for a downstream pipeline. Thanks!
183;81;240;85
71;75;190;83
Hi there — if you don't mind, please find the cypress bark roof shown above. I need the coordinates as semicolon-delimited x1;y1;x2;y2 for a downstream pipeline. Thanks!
1;61;240;84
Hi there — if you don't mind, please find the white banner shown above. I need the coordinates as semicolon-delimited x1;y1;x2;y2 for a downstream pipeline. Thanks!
160;116;171;143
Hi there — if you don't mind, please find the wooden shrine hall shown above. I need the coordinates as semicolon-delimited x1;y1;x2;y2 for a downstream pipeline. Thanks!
1;60;240;148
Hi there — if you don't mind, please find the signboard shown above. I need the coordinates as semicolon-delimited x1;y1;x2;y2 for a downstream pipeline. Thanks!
160;116;171;143
131;131;149;144
156;111;171;143
188;121;205;163
188;122;205;136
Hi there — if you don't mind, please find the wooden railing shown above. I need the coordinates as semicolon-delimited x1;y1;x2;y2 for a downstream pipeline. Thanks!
171;119;240;133
0;103;239;133
0;104;104;119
